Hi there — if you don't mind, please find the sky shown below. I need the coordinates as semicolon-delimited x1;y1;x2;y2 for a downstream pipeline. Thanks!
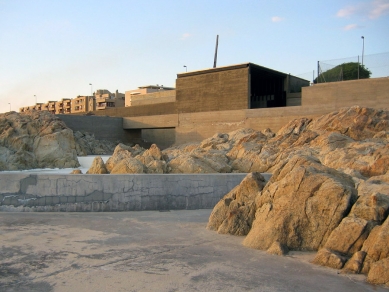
0;0;388;114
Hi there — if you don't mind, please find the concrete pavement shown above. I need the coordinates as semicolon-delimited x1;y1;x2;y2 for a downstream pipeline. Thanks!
0;210;387;292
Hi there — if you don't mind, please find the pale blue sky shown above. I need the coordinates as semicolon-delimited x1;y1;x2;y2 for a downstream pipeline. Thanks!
1;0;388;113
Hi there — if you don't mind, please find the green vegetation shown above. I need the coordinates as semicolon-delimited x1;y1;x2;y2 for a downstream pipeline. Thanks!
315;62;372;83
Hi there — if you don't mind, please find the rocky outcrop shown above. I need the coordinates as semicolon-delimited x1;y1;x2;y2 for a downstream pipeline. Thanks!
203;107;389;287
0;111;79;170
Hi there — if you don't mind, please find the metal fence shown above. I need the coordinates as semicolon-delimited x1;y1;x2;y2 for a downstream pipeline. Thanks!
316;52;389;83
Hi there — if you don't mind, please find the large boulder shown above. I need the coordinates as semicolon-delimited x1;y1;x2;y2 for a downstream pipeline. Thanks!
322;175;389;257
33;128;78;168
105;143;145;172
86;156;108;174
0;111;79;170
367;258;389;286
110;157;146;174
361;216;389;273
207;172;266;235
243;155;357;251
311;248;348;269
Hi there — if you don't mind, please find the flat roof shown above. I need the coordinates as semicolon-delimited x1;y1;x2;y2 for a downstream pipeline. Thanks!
138;85;175;90
177;63;289;78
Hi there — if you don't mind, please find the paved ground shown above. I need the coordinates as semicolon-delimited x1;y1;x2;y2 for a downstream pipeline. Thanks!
0;210;387;292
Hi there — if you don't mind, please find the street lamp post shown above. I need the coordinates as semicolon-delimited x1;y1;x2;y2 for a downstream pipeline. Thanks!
8;103;11;112
34;95;37;104
183;65;187;72
89;83;93;96
361;36;365;66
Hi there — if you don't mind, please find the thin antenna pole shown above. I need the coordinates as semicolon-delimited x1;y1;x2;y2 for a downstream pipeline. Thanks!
213;35;219;68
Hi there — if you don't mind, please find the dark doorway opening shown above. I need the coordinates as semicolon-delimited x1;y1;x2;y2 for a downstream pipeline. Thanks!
249;65;286;109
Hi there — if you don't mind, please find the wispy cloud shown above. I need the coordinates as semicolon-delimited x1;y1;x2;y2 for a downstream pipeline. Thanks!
180;33;191;40
342;23;360;30
337;5;359;18
271;16;284;22
337;0;389;19
369;0;389;18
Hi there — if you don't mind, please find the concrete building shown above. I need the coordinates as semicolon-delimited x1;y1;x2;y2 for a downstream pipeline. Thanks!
175;63;308;113
125;85;175;107
81;65;388;149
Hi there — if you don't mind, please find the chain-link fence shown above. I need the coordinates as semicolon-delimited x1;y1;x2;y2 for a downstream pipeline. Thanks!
316;52;389;83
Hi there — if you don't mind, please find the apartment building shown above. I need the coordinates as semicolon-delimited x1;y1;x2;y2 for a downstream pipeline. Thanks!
55;99;71;114
71;96;91;114
95;89;125;110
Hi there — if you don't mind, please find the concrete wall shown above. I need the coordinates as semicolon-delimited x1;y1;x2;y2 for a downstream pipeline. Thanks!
0;173;247;212
57;115;136;144
127;90;176;107
122;106;327;146
91;102;177;118
303;77;389;109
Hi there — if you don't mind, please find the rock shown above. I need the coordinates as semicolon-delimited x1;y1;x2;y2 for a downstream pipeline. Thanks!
207;172;266;236
110;157;146;174
167;154;218;173
33;129;79;168
70;169;83;174
307;106;389;141
267;241;289;256
367;258;389;286
73;131;116;156
312;248;347;269
342;251;366;274
146;160;167;174
243;155;357;251
136;144;166;173
354;175;389;222
105;143;146;172
0;111;79;170
361;216;389;264
324;217;375;256
86;156;108;174
200;133;229;150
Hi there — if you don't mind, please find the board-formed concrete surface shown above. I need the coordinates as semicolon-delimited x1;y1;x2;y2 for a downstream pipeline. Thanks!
0;173;251;212
0;210;386;292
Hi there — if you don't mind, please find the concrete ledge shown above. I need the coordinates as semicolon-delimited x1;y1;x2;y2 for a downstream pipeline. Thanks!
0;173;251;212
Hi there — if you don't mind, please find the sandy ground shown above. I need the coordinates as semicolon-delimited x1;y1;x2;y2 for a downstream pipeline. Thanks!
0;210;387;292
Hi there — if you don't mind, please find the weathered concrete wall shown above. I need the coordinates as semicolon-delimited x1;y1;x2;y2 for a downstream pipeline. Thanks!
122;106;326;146
0;173;248;212
57;115;136;144
142;128;176;149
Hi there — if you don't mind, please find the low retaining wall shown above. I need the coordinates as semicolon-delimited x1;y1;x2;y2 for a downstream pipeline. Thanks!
0;173;251;212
